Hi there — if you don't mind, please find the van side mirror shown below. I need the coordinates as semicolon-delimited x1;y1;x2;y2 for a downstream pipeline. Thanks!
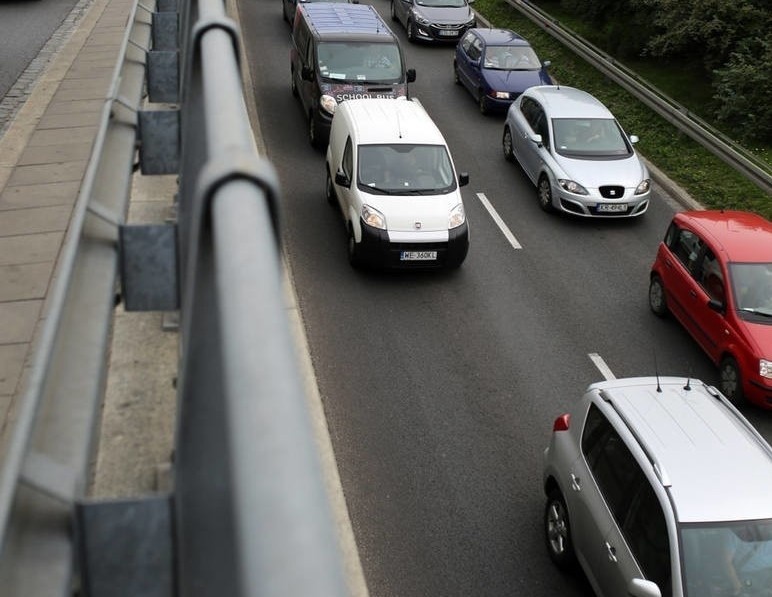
407;68;416;83
629;134;639;144
335;169;351;188
542;60;551;68
529;133;543;146
301;66;313;81
458;172;469;187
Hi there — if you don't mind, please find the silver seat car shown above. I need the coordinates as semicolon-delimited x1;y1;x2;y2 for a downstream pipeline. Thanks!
503;85;651;217
543;376;772;597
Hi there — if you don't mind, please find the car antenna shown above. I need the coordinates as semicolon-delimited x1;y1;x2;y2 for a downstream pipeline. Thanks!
684;365;692;391
654;351;662;392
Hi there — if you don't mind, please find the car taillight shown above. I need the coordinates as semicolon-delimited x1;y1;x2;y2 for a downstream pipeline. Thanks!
553;413;570;432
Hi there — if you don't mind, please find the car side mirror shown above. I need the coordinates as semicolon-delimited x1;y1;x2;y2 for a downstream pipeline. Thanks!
530;133;543;146
458;172;469;187
629;134;639;144
335;169;351;188
301;66;313;81
707;298;725;314
542;60;551;68
407;68;416;83
627;578;661;597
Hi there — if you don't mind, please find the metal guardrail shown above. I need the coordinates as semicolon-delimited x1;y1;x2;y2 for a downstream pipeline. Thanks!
0;0;349;595
505;0;772;196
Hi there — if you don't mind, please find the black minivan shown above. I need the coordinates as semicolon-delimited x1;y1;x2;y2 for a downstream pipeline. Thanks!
290;2;416;148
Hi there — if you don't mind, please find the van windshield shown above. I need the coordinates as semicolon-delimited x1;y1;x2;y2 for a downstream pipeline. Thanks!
357;144;456;195
317;42;404;83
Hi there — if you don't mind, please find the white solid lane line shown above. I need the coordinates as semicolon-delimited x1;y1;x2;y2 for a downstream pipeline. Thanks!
589;353;616;381
475;192;522;250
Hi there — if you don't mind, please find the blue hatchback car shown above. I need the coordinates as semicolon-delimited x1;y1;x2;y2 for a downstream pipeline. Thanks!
453;28;552;114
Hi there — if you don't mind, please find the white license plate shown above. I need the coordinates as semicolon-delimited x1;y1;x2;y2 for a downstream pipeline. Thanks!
597;203;628;212
400;250;438;261
438;30;458;37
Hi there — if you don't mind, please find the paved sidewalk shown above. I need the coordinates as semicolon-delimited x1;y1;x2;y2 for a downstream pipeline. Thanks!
0;0;136;456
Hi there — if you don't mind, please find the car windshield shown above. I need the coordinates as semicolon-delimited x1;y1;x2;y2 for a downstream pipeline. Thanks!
357;144;456;195
483;45;540;70
730;263;772;319
416;0;467;7
552;118;632;159
317;42;403;83
680;520;772;596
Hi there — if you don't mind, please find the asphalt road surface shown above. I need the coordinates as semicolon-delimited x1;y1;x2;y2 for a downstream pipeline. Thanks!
237;1;772;596
0;0;82;99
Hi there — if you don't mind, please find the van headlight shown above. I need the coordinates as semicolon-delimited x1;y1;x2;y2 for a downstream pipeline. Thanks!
635;179;651;195
760;359;772;379
320;94;337;116
362;205;386;230
449;203;466;229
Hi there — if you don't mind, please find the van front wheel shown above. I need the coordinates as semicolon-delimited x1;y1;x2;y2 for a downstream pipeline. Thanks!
309;114;321;149
348;227;362;268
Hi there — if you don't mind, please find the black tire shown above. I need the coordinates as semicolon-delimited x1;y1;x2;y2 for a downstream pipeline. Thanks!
719;355;745;406
537;176;555;213
325;169;336;205
478;91;489;115
649;275;668;317
291;70;298;97
348;226;362;268
502;126;515;162
390;0;398;21
544;488;577;570
282;2;289;23
309;112;321;149
406;20;416;42
453;62;461;85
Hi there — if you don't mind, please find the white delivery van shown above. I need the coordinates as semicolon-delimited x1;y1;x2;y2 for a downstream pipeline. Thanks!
325;98;470;269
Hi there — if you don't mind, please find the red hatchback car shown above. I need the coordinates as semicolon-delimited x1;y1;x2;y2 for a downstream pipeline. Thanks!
649;210;772;409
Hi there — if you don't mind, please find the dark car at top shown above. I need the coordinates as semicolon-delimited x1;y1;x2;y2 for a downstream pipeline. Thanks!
454;28;552;114
390;0;476;43
649;210;772;410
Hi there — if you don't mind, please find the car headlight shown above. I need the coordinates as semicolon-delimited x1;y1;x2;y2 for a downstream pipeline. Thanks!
760;359;772;379
412;11;431;26
635;179;651;195
449;203;466;229
362;205;386;230
493;91;510;99
320;94;337;116
558;179;589;195
465;17;476;28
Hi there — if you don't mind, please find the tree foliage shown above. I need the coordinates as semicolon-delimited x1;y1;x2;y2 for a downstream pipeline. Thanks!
552;0;772;143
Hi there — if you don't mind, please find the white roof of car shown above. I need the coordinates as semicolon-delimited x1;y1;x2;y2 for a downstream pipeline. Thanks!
527;85;614;120
593;376;772;523
338;98;448;146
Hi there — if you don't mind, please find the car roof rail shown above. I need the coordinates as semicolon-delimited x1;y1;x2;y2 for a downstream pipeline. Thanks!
599;389;673;487
707;383;772;461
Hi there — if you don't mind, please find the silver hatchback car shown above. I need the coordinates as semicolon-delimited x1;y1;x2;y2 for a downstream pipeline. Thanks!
503;85;651;217
542;376;772;597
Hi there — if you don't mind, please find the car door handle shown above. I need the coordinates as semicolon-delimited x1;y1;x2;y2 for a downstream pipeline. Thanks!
690;289;697;298
569;473;581;492
605;542;618;563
